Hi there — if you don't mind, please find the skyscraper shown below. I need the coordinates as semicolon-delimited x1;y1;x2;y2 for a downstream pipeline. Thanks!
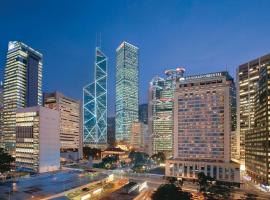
107;117;115;147
148;68;185;157
3;41;42;155
166;71;240;184
237;54;270;165
0;83;3;148
44;92;82;159
243;55;270;185
130;122;148;153
115;41;139;142
139;103;148;124
83;47;107;148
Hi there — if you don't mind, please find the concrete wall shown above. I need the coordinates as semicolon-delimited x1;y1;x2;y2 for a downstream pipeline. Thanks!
39;106;60;173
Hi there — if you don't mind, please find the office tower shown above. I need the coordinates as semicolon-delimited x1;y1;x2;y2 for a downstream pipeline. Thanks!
107;117;115;147
230;130;238;163
166;72;240;184
83;47;107;148
130;122;148;152
43;92;82;159
115;41;139;143
3;41;42;155
230;83;238;162
245;60;270;185
15;106;60;173
237;54;270;165
148;68;185;157
139;104;148;124
0;83;3;148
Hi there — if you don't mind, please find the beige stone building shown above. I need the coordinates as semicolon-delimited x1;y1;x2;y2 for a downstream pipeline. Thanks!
166;71;240;184
43;92;82;160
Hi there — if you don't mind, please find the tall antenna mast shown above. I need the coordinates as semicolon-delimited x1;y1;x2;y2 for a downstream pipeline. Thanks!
99;32;102;48
95;32;98;47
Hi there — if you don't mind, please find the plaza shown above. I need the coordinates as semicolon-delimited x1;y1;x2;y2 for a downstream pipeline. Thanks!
0;170;107;200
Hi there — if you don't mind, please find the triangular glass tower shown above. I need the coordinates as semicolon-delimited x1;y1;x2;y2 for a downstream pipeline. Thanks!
83;47;107;147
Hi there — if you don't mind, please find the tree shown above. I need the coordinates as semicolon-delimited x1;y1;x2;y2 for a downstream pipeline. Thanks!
83;147;101;160
178;179;184;187
152;184;191;200
0;148;15;173
198;172;208;191
132;164;145;173
129;151;149;166
165;176;177;184
151;152;166;164
206;185;231;199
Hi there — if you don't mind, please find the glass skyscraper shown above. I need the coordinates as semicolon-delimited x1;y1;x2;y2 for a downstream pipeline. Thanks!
242;54;270;185
0;83;3;148
83;47;107;147
237;57;261;164
139;103;148;124
3;41;42;155
115;41;139;142
148;68;185;157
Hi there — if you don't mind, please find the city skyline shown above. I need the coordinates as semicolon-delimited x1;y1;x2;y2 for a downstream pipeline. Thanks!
2;1;270;199
1;1;270;116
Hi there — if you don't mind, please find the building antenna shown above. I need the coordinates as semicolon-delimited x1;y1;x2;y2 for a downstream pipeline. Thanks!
95;32;98;47
99;32;102;48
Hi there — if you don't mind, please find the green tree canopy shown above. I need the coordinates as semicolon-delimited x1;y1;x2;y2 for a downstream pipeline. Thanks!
0;148;15;173
152;184;191;200
129;151;149;165
198;172;208;191
83;147;101;160
165;176;177;184
151;152;166;164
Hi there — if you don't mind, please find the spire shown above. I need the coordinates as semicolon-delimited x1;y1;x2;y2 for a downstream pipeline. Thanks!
99;32;102;48
96;32;102;48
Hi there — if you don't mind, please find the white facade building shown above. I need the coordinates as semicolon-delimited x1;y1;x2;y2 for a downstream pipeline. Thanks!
15;106;60;173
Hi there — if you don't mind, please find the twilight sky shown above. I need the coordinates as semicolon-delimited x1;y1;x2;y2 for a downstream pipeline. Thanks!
1;0;270;116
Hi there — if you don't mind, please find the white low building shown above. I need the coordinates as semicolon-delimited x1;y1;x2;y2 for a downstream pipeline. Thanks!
15;106;60;173
166;159;240;184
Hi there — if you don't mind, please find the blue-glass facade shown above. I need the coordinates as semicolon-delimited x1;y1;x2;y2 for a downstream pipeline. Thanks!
83;47;107;146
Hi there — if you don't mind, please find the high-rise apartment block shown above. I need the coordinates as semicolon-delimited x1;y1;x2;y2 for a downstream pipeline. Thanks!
166;71;240;184
43;92;82;159
3;41;42;155
148;68;185;157
15;106;60;173
240;54;270;185
83;47;108;148
115;42;139;142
